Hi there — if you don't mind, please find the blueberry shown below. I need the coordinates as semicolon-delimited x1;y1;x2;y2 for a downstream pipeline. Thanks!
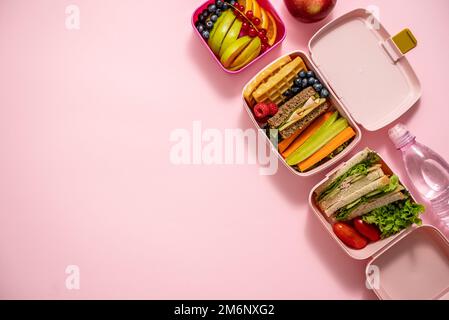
222;3;229;10
210;14;218;22
205;20;214;30
216;9;222;16
197;24;205;33
202;30;210;39
320;88;330;98
198;13;206;22
302;78;308;88
216;0;224;8
291;86;300;95
308;77;316;85
208;4;217;13
313;79;320;85
283;89;292;97
299;71;307;78
294;78;303;87
229;0;236;5
306;71;315;78
313;83;323;92
202;9;209;17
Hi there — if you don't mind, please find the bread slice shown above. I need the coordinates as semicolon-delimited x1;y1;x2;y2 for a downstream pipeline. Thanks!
279;102;330;140
318;167;385;211
243;55;292;106
267;87;316;129
342;190;407;221
315;148;373;197
323;175;390;217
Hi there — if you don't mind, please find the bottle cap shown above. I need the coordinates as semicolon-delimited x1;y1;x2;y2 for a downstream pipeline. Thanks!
388;123;415;149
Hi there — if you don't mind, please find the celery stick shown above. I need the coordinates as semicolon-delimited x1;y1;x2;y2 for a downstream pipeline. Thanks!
320;111;338;130
286;118;349;165
284;111;338;165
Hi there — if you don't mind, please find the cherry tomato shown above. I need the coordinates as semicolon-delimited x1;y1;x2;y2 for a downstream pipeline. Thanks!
353;218;381;242
333;223;368;250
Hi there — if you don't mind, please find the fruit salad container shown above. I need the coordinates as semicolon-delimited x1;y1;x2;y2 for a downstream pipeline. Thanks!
192;0;286;74
242;8;421;176
309;150;449;300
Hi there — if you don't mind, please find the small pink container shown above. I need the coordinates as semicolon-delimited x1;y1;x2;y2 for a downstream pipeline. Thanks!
243;8;421;176
191;0;286;74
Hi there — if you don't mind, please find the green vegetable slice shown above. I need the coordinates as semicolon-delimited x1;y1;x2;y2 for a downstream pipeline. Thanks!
286;112;346;166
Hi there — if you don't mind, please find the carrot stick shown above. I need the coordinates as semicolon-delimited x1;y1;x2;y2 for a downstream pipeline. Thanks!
278;127;304;153
281;112;333;159
298;127;356;172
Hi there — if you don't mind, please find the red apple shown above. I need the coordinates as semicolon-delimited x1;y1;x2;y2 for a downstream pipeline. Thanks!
284;0;337;23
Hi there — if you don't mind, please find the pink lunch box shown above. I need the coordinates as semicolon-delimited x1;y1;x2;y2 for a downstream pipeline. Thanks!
243;8;449;300
310;150;449;299
191;0;286;74
243;8;421;176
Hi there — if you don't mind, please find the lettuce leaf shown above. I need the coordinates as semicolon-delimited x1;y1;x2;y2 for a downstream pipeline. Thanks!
382;175;399;193
317;152;380;201
362;199;425;238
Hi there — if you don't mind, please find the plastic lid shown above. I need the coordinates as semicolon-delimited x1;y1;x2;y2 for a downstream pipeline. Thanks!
367;226;449;300
308;9;421;131
388;123;415;149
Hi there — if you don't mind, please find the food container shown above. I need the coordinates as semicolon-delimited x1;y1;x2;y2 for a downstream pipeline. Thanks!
192;0;287;74
309;150;449;300
243;8;421;176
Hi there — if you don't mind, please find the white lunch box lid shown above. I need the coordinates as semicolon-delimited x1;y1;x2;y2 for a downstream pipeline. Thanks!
308;9;421;131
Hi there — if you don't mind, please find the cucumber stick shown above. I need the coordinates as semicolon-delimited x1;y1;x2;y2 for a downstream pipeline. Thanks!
286;115;348;165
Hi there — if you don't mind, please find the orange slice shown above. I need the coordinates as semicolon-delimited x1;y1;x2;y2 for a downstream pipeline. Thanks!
251;0;261;18
266;11;278;46
238;0;252;12
260;7;269;30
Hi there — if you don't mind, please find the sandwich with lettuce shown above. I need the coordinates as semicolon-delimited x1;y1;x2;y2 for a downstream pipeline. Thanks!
315;148;425;238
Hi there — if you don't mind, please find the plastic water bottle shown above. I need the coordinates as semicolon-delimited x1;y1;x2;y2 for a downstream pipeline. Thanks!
389;124;449;234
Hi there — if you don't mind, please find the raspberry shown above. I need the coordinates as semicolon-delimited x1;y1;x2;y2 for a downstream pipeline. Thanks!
267;102;278;116
253;103;270;120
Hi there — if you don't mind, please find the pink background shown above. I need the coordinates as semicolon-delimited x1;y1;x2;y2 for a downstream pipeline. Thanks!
1;0;448;299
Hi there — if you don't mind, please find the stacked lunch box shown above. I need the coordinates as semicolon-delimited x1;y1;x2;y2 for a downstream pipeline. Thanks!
193;2;449;300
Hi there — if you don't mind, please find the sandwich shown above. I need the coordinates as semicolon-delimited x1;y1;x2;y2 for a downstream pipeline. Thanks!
267;87;330;140
315;148;407;221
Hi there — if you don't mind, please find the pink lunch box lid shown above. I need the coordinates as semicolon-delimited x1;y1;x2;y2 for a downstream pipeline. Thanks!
308;8;421;131
191;0;286;74
367;225;449;300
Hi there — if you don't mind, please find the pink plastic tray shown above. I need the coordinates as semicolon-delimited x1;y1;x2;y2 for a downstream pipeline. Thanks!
191;0;286;74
